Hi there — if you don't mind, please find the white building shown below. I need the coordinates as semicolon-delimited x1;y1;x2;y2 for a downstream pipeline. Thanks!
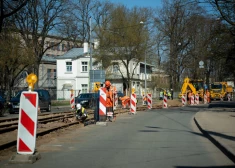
55;46;153;100
56;47;92;100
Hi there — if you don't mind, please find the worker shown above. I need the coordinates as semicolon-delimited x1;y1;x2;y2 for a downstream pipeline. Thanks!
167;91;171;99
170;89;174;100
142;94;147;105
206;89;210;103
159;90;163;100
119;96;130;108
105;80;113;122
188;90;192;104
75;103;88;121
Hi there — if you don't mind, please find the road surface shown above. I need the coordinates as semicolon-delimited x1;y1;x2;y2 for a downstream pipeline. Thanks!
1;105;234;168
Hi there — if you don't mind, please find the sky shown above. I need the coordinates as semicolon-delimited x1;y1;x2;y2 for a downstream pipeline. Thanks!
105;0;163;8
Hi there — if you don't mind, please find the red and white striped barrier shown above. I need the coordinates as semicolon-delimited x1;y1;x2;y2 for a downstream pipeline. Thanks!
113;91;118;110
99;88;106;120
147;93;152;109
130;93;137;114
195;94;199;105
17;91;38;154
163;95;168;108
70;90;75;109
190;95;195;105
182;94;186;106
204;94;207;104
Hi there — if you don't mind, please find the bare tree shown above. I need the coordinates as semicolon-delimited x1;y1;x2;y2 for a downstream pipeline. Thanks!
94;5;154;96
0;0;28;32
0;30;35;100
154;0;211;89
12;0;69;87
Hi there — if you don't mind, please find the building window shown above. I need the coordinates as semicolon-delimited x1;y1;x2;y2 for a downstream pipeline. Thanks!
66;62;72;72
81;84;88;93
57;44;60;51
81;61;88;72
113;63;119;73
62;44;65;51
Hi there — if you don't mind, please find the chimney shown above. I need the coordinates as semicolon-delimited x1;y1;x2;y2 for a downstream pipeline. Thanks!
94;39;99;49
83;42;88;53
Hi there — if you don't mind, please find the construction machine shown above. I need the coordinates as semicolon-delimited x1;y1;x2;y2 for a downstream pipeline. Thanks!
179;77;204;100
210;82;233;100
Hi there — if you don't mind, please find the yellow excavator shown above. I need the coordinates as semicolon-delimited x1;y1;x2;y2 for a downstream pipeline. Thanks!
210;82;233;100
178;77;204;100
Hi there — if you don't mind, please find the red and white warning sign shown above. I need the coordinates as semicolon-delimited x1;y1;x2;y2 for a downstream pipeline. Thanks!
99;88;107;116
17;91;38;155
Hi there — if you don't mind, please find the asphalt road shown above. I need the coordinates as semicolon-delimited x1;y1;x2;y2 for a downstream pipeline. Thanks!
1;106;234;168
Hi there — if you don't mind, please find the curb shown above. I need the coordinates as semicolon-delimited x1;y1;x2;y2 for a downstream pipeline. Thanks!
194;116;235;163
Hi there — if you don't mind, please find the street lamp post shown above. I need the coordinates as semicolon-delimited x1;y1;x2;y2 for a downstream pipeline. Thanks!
140;21;147;96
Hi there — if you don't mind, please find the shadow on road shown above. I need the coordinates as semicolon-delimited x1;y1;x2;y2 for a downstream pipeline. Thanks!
207;130;235;141
139;126;205;138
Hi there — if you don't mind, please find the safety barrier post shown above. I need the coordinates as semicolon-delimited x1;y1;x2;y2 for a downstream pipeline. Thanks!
182;94;186;106
113;90;118;110
204;94;207;104
163;95;168;108
70;89;75;109
195;94;199;105
190;95;195;105
142;95;146;105
147;93;152;109
99;88;107;122
130;93;137;114
9;73;41;163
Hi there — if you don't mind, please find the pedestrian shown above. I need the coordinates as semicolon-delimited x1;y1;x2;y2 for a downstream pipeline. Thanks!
105;80;113;122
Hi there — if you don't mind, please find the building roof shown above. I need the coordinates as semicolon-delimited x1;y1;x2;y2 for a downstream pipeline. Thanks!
56;48;85;59
41;55;56;63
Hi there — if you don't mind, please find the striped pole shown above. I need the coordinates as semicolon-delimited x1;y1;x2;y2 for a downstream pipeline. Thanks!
204;94;207;104
182;94;186;106
99;88;107;121
130;93;137;114
70;89;75;109
190;95;195;105
195;94;199;105
147;93;152;109
163;95;168;108
17;91;38;154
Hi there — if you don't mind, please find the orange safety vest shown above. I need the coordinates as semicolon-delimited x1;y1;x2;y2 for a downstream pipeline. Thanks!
106;88;113;107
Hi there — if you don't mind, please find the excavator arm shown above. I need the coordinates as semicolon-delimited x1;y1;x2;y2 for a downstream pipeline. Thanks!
180;77;197;95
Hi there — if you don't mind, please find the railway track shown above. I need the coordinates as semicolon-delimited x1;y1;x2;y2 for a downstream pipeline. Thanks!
0;104;164;151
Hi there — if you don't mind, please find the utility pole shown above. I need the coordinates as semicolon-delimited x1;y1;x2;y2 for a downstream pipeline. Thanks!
89;17;92;92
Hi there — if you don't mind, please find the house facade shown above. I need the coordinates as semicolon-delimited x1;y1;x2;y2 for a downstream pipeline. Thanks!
56;48;91;100
55;45;153;100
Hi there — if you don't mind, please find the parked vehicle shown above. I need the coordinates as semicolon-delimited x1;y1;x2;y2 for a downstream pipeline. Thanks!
8;89;51;114
210;82;233;101
75;93;99;108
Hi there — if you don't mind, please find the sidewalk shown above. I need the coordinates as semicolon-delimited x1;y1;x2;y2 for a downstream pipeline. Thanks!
194;110;235;163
